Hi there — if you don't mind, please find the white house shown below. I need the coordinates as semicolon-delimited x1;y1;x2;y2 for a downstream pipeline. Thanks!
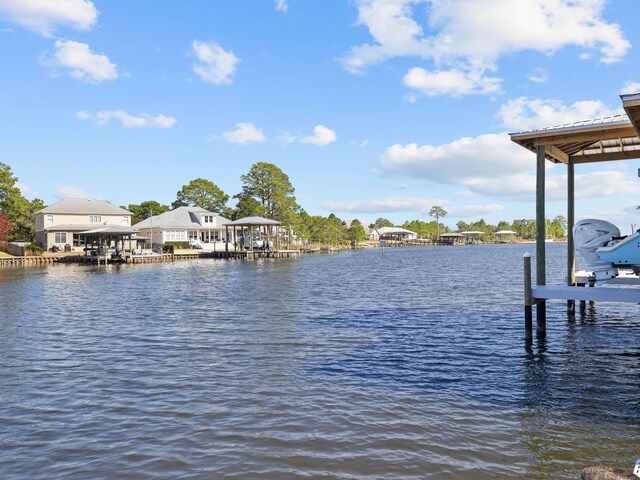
34;198;133;251
133;206;232;249
375;226;418;240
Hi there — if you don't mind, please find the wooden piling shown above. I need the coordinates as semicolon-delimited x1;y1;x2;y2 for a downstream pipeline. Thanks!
524;252;533;340
536;145;547;336
567;158;576;315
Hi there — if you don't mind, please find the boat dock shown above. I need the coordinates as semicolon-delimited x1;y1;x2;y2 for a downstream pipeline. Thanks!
0;249;302;267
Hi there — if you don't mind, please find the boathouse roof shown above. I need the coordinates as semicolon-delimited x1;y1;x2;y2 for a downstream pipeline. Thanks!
133;206;229;229
37;198;131;215
226;216;281;226
510;93;640;164
375;226;416;236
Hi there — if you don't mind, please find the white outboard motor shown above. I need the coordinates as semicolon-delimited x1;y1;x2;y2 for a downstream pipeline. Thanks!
574;219;620;281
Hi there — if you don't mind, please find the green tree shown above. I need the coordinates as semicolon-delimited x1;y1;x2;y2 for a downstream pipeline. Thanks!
496;220;511;231
126;200;170;225
372;217;394;229
231;194;262;220
428;206;447;241
239;162;299;224
347;219;366;243
456;221;469;232
172;178;229;213
0;162;43;241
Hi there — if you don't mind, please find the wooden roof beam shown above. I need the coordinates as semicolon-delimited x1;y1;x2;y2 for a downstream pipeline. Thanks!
531;126;637;146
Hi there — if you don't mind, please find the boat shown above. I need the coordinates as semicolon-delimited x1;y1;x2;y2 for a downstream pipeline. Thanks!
574;219;640;282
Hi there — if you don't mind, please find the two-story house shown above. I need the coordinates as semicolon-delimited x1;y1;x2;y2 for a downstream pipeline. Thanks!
35;198;133;251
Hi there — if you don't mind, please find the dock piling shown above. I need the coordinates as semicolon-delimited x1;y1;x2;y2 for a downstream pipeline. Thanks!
524;252;533;340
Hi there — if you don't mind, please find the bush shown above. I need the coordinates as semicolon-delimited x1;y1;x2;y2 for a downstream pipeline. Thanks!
25;244;44;256
163;241;189;252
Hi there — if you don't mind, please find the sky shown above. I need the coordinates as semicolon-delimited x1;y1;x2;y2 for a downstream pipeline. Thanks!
1;0;640;230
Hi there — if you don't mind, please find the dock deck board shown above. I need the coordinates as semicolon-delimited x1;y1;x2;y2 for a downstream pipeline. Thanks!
532;285;640;303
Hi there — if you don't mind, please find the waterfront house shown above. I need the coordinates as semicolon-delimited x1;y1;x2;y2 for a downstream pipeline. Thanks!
34;198;133;251
133;206;232;250
376;226;418;241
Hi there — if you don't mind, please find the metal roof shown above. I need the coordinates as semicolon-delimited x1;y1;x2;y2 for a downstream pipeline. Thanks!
510;94;640;164
37;198;131;215
460;231;484;235
495;230;517;235
226;216;282;226
376;226;416;236
133;206;230;229
80;227;139;235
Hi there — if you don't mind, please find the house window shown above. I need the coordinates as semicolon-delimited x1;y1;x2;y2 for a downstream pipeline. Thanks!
54;232;67;243
122;216;129;224
46;214;53;224
90;215;102;223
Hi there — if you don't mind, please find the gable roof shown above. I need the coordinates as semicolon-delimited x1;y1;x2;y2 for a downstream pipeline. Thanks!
133;206;229;229
38;198;131;215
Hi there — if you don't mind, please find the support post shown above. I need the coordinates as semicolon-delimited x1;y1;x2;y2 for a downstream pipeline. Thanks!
524;252;533;340
567;158;575;315
225;225;229;259
536;145;546;336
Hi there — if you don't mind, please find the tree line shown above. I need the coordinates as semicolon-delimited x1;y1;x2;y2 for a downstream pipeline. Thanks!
0;160;567;246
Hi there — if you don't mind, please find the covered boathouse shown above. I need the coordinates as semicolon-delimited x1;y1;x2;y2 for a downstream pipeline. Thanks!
510;92;640;339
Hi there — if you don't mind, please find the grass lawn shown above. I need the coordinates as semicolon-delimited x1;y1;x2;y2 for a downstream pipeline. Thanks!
0;251;13;258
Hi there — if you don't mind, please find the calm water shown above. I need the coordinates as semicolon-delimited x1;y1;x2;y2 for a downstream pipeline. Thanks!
2;244;640;479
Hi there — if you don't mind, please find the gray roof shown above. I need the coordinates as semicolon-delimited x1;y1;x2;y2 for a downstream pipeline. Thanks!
80;226;139;235
226;216;281;226
38;198;131;215
376;226;416;236
510;113;630;137
133;206;230;229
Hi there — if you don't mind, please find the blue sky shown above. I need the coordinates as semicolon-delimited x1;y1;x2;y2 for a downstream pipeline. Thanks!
1;0;640;229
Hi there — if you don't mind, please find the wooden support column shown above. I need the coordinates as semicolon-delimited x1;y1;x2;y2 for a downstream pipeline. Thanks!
524;252;533;340
567;158;576;315
225;225;229;259
536;145;546;336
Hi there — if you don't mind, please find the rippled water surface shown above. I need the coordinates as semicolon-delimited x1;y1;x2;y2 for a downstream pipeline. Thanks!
2;244;640;479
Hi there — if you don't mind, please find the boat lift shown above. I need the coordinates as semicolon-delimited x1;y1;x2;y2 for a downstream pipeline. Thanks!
510;92;640;339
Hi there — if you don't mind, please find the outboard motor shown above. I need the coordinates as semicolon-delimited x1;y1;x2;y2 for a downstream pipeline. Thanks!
573;219;620;281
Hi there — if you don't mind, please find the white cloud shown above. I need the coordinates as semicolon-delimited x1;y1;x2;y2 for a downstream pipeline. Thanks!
380;133;532;186
464;171;640;201
498;97;620;131
300;125;337;147
76;110;176;128
44;40;118;83
620;82;640;95
321;196;446;214
343;0;629;96
527;67;548;84
222;122;266;144
191;40;239;85
379;131;637;201
54;185;90;199
404;67;501;97
0;0;97;36
275;0;288;13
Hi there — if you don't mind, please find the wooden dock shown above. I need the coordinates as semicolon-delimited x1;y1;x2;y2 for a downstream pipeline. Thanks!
0;249;302;267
